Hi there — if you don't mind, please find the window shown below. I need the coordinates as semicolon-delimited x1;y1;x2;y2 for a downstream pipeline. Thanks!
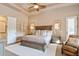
66;16;77;36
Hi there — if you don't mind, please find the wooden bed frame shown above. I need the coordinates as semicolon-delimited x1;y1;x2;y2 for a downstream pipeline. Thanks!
35;25;52;30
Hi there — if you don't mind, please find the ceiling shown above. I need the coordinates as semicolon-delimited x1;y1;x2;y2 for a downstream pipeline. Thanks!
0;3;78;15
16;3;57;12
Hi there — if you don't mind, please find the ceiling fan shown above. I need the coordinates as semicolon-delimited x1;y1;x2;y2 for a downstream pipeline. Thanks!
28;3;46;12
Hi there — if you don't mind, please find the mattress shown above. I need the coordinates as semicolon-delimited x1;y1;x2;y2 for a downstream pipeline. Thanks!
5;44;57;56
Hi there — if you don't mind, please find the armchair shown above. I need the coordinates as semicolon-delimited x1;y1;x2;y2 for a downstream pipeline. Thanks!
62;35;79;56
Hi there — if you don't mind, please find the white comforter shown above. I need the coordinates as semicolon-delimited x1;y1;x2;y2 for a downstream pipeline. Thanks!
22;35;46;44
22;35;51;44
5;44;57;56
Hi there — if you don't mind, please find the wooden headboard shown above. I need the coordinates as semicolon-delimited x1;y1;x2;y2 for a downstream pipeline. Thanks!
35;25;52;30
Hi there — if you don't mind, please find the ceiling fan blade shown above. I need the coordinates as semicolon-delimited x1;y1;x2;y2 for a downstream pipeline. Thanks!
39;5;46;9
28;8;37;12
28;6;34;9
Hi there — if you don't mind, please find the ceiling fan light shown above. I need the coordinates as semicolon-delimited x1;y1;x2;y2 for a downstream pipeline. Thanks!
34;5;39;9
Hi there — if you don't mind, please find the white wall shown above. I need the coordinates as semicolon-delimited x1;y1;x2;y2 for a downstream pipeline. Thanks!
29;4;79;41
0;4;28;39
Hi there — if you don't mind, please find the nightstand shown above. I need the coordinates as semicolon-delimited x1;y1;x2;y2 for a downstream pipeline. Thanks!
51;36;62;44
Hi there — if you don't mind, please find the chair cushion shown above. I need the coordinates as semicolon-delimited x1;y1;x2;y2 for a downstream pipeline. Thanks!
67;37;79;48
67;42;79;48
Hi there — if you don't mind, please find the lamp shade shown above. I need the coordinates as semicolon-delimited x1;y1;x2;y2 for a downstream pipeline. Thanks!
54;23;60;30
30;24;35;30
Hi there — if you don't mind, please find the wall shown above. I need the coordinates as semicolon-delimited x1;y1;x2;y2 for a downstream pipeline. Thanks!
29;4;79;41
0;4;28;39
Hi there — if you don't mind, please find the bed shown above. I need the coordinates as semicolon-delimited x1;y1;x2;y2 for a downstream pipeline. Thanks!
20;25;53;51
4;25;57;56
5;43;57;56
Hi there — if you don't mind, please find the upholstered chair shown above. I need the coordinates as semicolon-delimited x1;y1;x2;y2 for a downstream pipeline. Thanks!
62;35;79;56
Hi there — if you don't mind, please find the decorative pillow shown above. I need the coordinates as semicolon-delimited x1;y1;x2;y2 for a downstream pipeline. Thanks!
44;31;53;44
35;30;40;35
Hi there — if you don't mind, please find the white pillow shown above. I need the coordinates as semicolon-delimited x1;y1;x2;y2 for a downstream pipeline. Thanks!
40;30;47;36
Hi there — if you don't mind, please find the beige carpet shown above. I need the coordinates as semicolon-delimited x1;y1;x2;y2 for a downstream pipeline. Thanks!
1;39;63;56
4;44;63;56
